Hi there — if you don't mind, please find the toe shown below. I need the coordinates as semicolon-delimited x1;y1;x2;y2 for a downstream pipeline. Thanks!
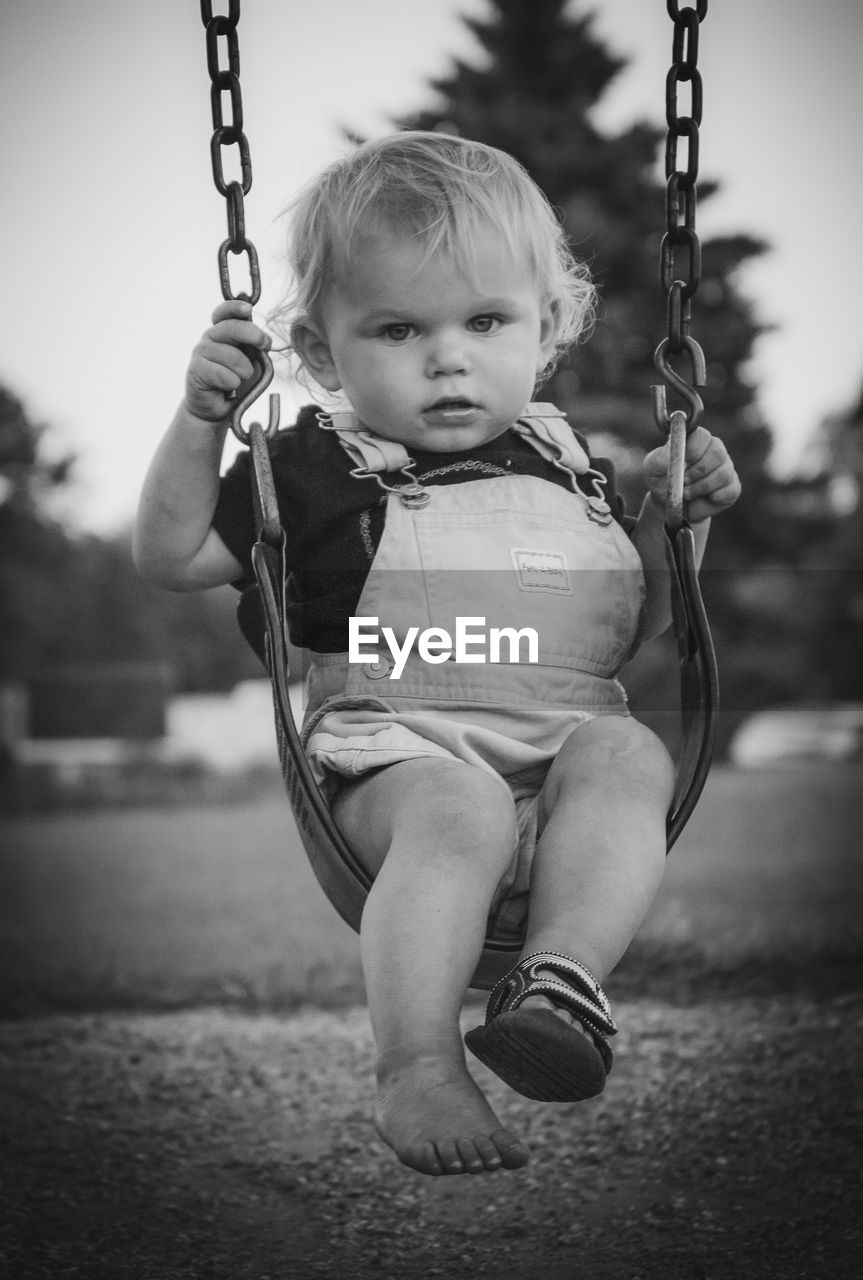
491;1127;531;1169
471;1135;504;1171
406;1141;445;1177
456;1138;487;1174
435;1140;466;1175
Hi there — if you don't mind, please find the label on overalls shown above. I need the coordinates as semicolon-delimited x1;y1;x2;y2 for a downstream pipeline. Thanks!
511;548;573;595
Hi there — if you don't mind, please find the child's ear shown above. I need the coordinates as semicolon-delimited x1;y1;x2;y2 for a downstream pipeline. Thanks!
536;302;559;373
291;320;341;392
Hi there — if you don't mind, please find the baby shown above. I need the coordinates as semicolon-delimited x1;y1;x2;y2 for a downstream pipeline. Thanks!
134;132;740;1178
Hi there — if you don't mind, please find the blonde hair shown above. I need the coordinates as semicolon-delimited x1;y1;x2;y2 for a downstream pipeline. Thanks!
270;131;595;377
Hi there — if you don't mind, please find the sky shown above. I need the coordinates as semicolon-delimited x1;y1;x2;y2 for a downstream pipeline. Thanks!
2;0;862;533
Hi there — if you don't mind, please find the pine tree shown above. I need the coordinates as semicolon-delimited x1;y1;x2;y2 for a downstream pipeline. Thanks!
0;385;261;694
391;0;795;743
397;0;772;546
799;386;863;701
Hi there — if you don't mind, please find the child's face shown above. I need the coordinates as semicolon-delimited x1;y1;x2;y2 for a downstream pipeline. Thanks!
300;227;557;452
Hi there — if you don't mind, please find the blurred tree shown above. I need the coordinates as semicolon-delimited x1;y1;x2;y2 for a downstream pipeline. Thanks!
0;384;261;694
35;532;263;693
392;0;799;744
0;387;75;681
0;386;74;512
397;0;773;522
795;384;863;701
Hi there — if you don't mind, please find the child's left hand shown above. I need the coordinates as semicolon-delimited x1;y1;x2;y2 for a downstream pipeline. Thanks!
643;425;741;524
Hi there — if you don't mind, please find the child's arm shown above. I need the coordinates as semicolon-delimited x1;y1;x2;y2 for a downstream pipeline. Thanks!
630;425;741;640
133;301;272;591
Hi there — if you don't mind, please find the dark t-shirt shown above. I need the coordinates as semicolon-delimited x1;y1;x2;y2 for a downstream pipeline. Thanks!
212;403;632;652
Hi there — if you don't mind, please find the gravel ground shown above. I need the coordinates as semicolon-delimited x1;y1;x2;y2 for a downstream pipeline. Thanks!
2;988;861;1280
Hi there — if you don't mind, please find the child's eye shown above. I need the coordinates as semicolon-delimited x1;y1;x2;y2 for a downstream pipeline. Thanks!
468;315;502;334
381;323;415;342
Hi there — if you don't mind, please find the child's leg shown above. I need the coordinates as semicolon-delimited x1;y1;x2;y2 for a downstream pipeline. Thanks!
527;714;675;979
466;715;674;1100
331;757;531;1177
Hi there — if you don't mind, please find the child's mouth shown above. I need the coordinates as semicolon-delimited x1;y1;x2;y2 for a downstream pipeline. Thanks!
423;398;479;422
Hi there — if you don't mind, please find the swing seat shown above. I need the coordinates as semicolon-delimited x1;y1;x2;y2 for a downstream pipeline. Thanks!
238;428;718;991
242;528;528;989
663;519;719;850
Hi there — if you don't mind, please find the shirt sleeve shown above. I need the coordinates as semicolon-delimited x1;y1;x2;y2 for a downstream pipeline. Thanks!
211;447;257;585
211;414;311;587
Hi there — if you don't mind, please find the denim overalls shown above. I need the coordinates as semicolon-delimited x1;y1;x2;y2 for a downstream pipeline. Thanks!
300;398;642;764
300;403;646;922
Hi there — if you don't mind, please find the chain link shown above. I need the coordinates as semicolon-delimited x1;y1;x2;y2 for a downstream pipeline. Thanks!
200;1;278;445
654;0;708;439
200;0;260;304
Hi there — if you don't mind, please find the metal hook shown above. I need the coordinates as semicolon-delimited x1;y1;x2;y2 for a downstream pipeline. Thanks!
651;335;706;434
665;409;689;534
228;346;280;443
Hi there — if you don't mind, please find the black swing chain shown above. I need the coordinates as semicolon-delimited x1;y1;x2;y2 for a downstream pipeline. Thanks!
200;1;280;452
653;0;708;441
200;0;261;306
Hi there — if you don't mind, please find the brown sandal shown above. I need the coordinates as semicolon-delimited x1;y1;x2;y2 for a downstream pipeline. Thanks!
464;951;617;1102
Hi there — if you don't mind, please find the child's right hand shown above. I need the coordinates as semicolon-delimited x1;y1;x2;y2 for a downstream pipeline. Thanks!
183;300;272;424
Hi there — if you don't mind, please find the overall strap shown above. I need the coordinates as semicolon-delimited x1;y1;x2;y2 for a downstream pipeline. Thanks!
510;403;591;476
316;404;611;520
512;405;613;524
316;409;429;506
316;409;413;472
318;404;582;476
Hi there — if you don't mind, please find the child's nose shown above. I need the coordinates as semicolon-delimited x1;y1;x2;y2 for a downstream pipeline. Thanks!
426;329;469;376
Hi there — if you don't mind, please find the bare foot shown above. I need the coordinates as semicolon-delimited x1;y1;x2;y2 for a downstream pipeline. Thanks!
374;1049;531;1176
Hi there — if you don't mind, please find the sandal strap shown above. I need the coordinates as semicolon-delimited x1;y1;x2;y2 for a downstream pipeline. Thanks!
485;950;618;1044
